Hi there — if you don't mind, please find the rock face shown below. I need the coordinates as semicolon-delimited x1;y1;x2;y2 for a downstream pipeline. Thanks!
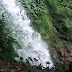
52;42;72;67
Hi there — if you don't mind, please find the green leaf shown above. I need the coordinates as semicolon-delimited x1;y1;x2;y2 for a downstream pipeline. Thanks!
46;61;50;64
20;57;23;60
56;62;66;69
28;57;33;62
34;58;38;61
2;12;8;17
26;59;30;65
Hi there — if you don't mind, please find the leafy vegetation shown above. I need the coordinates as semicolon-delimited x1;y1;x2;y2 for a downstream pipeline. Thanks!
19;0;72;69
45;0;72;41
20;0;57;41
56;62;66;69
0;0;72;70
0;19;18;61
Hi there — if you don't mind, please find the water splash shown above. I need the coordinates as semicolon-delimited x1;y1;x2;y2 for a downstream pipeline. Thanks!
0;0;53;68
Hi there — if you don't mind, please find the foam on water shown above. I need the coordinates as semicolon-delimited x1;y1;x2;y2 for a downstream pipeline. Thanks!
0;0;53;68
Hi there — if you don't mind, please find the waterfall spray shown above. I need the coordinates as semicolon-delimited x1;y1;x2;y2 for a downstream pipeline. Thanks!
0;0;53;68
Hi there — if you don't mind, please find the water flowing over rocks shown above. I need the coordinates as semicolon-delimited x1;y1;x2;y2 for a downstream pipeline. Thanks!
0;0;53;68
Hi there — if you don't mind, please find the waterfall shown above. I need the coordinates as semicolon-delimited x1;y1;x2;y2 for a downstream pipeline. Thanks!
0;0;53;68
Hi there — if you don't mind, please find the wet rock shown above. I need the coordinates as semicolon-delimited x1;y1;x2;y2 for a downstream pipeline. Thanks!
52;42;72;69
69;62;72;72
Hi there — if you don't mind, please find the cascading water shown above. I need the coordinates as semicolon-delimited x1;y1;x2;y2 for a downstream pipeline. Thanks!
0;0;53;68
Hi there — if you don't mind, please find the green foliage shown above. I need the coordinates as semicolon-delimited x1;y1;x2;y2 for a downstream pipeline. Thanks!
56;62;66;69
20;0;57;43
34;58;38;61
0;0;71;69
20;57;23;60
46;61;50;65
46;61;50;69
31;65;37;69
28;57;33;62
0;20;18;61
54;40;68;48
45;0;72;41
20;1;71;69
25;59;31;66
2;12;8;18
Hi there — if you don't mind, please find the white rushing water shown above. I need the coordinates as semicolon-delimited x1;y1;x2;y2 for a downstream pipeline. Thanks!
0;0;53;68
